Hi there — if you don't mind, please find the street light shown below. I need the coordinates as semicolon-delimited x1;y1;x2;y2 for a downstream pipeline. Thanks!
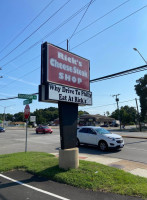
133;48;147;64
0;105;15;128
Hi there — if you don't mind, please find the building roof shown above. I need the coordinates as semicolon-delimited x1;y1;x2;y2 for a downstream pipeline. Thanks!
79;114;114;122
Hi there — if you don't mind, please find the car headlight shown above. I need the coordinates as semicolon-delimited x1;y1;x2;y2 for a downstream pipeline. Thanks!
108;137;115;141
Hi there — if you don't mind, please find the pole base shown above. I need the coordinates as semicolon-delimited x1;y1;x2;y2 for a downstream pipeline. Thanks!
59;148;79;170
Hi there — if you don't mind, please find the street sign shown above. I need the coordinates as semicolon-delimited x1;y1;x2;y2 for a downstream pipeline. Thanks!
23;99;32;105
30;116;36;122
18;94;37;100
24;104;30;119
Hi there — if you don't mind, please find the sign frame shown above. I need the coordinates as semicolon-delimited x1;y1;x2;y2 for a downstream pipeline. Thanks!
39;83;92;106
41;42;90;91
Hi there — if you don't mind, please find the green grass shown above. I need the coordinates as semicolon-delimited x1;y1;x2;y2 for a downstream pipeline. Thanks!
0;152;147;199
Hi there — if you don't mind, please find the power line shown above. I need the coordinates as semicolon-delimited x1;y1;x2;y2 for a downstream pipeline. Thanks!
1;2;145;72
0;93;39;101
0;67;40;90
90;65;147;83
85;98;136;109
1;1;95;68
1;0;130;75
0;0;55;55
68;0;94;42
0;0;71;62
5;55;40;75
71;0;131;38
71;5;147;50
54;0;131;47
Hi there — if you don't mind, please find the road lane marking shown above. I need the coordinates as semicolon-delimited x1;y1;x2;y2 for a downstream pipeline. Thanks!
125;146;147;152
0;174;70;200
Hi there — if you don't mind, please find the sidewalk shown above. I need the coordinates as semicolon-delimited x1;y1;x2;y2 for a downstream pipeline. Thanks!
79;153;147;178
52;152;147;179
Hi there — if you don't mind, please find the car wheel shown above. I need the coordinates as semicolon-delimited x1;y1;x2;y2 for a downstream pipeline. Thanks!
99;141;108;151
76;138;80;147
36;131;38;134
43;131;46;134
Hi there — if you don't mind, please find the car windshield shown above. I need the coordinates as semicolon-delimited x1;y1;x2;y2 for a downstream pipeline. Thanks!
42;126;49;129
95;128;111;134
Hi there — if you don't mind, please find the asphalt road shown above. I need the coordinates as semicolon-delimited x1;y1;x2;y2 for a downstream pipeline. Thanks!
0;128;147;164
0;170;142;200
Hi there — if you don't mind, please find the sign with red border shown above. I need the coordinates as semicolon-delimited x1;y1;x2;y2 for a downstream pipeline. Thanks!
41;43;90;91
24;104;30;119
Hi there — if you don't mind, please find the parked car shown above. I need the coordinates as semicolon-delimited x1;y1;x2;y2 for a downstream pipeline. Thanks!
110;123;119;127
36;125;53;134
0;127;5;132
77;126;124;151
100;124;109;127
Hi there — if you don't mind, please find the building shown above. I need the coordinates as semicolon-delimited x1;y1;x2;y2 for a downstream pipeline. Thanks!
78;114;115;126
53;114;115;127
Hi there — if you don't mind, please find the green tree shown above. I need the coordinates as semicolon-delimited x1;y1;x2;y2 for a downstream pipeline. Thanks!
106;111;110;116
5;113;13;121
33;107;59;125
14;112;24;121
111;106;137;124
78;110;89;116
135;74;147;121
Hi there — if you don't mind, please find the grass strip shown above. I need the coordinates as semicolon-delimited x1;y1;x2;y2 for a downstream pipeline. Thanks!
0;152;147;199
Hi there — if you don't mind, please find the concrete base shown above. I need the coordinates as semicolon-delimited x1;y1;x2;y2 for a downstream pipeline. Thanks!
59;148;79;170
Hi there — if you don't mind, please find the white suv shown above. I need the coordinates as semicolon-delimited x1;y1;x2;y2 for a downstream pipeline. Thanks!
77;126;124;151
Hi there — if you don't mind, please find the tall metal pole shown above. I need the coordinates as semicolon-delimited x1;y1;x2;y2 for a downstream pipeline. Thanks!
135;98;142;132
0;105;15;128
133;48;147;64
112;94;121;129
67;39;69;52
25;120;28;152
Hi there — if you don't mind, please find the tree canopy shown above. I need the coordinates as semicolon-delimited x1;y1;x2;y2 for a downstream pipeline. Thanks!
0;107;89;125
111;105;137;125
135;74;147;121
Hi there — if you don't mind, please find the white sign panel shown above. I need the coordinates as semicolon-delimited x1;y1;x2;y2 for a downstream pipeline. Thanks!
30;116;36;122
48;83;92;105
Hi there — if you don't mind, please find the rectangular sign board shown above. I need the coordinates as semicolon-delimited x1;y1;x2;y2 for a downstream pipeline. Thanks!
44;83;92;105
23;99;32;105
41;43;90;91
18;94;37;100
30;116;36;122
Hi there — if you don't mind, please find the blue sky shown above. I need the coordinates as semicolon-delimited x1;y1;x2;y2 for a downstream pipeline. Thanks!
0;0;146;116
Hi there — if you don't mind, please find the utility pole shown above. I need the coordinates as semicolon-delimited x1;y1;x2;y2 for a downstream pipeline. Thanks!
135;98;142;132
67;39;69;51
112;94;121;130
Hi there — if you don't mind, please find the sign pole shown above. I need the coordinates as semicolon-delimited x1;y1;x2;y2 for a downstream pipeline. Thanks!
25;120;28;152
24;104;30;153
58;40;79;169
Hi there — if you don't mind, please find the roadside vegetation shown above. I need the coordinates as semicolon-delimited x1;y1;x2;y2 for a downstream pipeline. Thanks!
0;152;147;199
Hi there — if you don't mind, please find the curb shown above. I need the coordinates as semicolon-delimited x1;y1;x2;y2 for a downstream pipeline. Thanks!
122;135;147;139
